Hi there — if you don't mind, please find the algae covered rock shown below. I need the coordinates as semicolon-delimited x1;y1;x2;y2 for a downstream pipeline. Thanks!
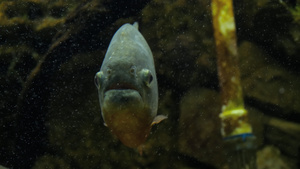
252;1;300;69
141;0;218;90
178;88;225;168
0;0;80;167
238;41;300;119
257;146;290;169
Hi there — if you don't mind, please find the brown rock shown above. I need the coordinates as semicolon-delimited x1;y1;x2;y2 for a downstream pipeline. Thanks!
257;146;290;169
239;41;300;118
178;88;225;168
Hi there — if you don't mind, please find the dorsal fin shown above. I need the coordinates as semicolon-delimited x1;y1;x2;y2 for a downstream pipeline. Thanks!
133;22;139;30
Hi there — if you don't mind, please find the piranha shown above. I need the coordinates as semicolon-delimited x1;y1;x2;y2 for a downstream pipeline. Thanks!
94;22;167;148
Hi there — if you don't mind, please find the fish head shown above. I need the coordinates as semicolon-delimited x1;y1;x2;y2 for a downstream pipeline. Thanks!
94;53;157;119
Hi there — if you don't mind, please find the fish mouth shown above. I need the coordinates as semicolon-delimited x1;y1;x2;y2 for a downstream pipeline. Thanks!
105;82;139;93
103;82;143;108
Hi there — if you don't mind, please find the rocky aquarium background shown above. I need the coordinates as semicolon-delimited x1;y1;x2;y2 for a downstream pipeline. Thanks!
0;0;300;168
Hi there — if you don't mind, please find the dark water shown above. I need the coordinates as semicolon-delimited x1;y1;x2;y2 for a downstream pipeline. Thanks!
0;0;299;169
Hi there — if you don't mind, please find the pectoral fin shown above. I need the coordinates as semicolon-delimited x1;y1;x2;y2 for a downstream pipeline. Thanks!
151;115;168;126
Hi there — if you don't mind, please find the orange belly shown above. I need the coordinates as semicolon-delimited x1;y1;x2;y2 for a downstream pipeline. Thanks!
103;106;153;148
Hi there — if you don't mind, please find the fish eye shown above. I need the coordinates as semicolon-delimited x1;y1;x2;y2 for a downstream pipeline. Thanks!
149;74;153;83
141;69;153;87
94;71;103;89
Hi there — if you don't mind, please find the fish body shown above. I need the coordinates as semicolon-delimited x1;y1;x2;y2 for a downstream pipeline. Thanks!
95;23;166;148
